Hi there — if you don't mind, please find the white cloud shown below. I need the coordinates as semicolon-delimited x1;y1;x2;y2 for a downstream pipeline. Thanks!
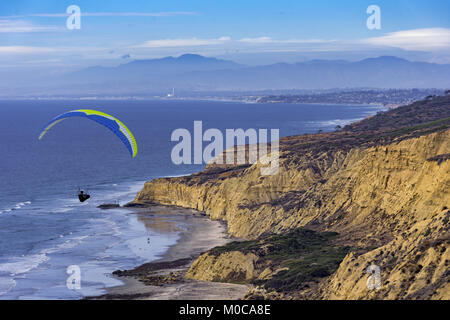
239;37;273;44
5;12;198;18
0;46;55;54
238;37;333;44
0;19;60;32
0;45;109;56
136;37;231;48
237;31;450;55
363;28;450;51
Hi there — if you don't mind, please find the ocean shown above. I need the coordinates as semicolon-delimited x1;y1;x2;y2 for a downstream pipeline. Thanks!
0;99;383;299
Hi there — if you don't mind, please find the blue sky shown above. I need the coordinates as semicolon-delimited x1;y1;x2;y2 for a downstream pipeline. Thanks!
1;0;450;72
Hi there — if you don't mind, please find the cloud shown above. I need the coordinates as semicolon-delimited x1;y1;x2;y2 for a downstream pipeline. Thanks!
238;37;331;44
238;37;274;44
0;19;60;32
136;37;231;48
0;46;55;54
237;31;450;55
0;45;109;57
135;36;330;50
363;28;450;51
5;12;198;18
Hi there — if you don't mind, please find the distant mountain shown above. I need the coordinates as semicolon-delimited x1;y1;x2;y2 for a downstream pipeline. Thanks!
123;53;243;73
72;54;242;79
4;55;450;97
178;56;450;90
56;54;243;94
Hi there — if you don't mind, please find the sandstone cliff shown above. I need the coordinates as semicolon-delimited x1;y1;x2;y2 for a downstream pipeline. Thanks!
132;95;450;299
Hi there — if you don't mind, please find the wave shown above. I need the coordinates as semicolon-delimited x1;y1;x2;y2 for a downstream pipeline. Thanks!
48;181;144;213
0;235;88;278
0;180;155;297
50;200;89;213
91;180;146;206
0;253;49;277
0;201;32;214
162;173;191;178
306;118;364;128
0;278;16;296
0;234;87;297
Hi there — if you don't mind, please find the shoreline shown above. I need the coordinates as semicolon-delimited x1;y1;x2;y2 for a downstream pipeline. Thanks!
1;95;386;107
86;205;249;300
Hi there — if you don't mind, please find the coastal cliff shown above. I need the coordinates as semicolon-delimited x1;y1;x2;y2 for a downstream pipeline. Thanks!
132;95;450;299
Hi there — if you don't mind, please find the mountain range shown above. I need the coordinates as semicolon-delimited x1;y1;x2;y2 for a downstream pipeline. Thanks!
3;54;450;97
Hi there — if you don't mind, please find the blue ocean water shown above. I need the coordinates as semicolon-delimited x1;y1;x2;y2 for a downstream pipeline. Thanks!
0;99;383;299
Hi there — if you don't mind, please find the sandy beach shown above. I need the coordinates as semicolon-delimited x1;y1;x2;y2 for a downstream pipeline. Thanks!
86;205;249;300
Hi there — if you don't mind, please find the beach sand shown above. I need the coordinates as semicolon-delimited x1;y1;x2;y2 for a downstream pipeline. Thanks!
86;205;249;300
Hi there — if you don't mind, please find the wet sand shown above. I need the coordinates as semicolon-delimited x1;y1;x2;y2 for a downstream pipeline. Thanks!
86;205;249;300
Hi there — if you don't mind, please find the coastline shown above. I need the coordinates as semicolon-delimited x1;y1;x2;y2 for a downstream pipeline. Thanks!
2;95;386;108
86;205;249;300
83;102;386;300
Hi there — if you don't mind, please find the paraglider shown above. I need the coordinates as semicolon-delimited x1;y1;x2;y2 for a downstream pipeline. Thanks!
39;109;137;202
38;109;137;158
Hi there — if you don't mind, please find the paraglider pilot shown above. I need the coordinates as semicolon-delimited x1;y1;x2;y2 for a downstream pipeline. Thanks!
78;189;90;202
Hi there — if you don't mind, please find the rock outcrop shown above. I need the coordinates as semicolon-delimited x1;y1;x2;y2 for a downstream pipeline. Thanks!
187;251;260;283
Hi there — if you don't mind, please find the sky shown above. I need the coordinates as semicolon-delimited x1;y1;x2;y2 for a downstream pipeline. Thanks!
0;0;450;74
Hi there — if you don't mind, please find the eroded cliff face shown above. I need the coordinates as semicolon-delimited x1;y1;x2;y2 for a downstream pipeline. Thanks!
133;125;449;299
319;214;450;299
135;130;449;239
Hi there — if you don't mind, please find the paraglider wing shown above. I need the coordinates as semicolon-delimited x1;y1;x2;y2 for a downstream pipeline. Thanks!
39;109;137;158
